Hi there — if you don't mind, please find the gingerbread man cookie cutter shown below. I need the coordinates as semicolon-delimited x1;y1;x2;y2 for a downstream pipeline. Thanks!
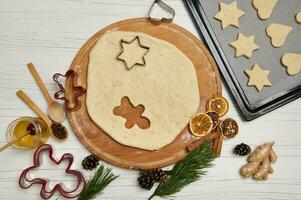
53;69;86;111
19;144;86;199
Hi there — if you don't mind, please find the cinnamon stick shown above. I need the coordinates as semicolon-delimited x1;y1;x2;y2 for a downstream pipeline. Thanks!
213;132;223;157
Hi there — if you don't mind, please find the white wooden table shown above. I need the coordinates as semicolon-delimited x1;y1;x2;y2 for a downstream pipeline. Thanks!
0;0;300;199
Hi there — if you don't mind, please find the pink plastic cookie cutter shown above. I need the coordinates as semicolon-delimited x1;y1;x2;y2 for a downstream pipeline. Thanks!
19;144;86;199
53;69;86;111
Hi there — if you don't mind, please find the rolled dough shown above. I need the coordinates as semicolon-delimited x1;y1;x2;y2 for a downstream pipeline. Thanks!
86;31;200;151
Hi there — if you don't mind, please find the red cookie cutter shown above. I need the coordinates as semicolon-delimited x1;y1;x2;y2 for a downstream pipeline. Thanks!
53;69;86;111
19;144;86;199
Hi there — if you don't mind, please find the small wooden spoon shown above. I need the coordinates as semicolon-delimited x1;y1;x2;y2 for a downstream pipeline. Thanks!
0;131;29;153
16;90;53;130
17;90;68;140
0;90;54;152
27;63;65;123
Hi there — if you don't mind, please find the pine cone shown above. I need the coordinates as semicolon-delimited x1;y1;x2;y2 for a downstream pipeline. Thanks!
137;169;168;190
82;154;100;170
233;143;251;156
137;174;155;190
152;168;168;182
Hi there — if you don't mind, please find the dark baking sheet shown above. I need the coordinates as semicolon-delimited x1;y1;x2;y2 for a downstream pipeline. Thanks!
184;0;301;120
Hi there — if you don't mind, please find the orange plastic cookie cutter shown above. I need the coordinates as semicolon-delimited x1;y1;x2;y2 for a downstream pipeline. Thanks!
53;69;86;111
19;144;86;199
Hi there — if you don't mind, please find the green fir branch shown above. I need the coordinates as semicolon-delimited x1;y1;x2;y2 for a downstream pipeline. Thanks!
149;141;216;200
78;164;119;200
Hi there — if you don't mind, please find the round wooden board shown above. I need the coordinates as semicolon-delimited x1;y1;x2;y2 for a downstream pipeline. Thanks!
67;18;221;169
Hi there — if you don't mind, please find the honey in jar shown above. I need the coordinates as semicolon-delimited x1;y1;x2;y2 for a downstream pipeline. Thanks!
6;117;51;150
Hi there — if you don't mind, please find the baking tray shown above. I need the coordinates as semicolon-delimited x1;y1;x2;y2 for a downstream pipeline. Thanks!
184;0;301;120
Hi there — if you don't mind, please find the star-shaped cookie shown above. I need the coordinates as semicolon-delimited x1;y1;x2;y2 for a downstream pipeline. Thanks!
214;1;245;29
230;33;259;58
117;36;149;70
245;64;271;91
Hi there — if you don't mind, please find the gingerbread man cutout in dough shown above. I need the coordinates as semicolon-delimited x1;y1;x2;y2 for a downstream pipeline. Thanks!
113;96;150;129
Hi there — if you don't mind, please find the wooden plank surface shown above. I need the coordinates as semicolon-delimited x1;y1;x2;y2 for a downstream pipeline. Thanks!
0;0;300;199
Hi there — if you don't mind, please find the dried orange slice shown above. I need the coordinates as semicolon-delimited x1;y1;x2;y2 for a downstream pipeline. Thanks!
189;113;213;137
207;96;229;117
220;118;239;139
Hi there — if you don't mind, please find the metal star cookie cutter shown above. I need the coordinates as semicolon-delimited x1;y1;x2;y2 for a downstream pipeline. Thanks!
19;144;86;199
53;69;86;111
117;36;150;70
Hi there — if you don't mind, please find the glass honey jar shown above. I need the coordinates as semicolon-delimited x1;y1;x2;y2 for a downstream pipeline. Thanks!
6;117;51;150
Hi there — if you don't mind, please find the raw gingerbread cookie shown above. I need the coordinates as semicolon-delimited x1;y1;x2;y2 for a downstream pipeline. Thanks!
245;64;271;91
266;23;292;48
230;33;259;58
296;12;301;24
253;0;278;20
281;53;301;76
214;1;245;30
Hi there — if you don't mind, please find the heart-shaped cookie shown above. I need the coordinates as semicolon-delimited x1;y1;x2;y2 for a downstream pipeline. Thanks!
253;0;278;20
296;11;301;24
266;23;292;48
281;53;301;76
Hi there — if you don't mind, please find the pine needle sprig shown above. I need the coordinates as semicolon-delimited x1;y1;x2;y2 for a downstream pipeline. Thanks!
78;164;119;200
149;141;216;200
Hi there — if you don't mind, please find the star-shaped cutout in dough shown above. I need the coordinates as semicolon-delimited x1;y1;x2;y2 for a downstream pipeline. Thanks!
245;64;272;91
214;1;245;29
117;36;149;70
230;33;259;58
